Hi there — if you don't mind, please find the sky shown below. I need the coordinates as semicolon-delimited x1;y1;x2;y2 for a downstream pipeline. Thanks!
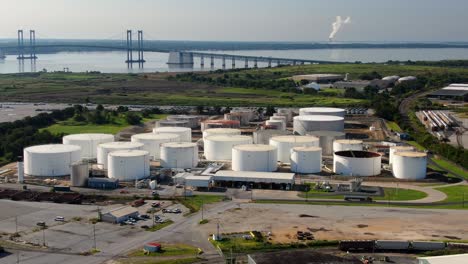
1;0;468;42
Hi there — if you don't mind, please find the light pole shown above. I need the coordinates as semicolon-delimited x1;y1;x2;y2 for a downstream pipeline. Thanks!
201;197;204;221
42;227;46;247
92;223;96;250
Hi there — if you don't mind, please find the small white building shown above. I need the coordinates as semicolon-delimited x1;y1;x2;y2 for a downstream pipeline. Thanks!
101;206;139;224
214;170;295;185
418;253;468;264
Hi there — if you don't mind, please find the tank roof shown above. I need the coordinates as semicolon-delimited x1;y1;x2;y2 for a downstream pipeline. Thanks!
63;133;114;141
154;127;191;132
108;150;149;157
390;146;415;150
300;107;345;113
233;144;277;152
204;135;252;142
307;131;346;137
334;139;363;144
161;142;197;148
132;133;180;140
204;128;241;134
294;115;344;121
25;144;81;153
292;146;322;152
270;135;319;143
99;141;144;149
395;151;427;158
334;150;381;158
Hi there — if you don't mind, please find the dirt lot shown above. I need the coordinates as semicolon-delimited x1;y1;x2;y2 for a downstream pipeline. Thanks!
199;203;468;244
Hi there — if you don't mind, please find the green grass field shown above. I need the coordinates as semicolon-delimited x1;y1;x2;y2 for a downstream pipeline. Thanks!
406;141;426;151
387;121;403;133
431;158;468;179
176;195;225;213
42;114;167;135
435;185;468;204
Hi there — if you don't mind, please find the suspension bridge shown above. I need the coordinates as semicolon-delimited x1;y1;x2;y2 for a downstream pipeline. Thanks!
0;29;343;70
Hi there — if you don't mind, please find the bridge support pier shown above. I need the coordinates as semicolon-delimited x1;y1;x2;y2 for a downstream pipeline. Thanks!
222;57;226;69
254;60;258;68
200;56;204;68
210;56;214;68
17;29;37;60
125;29;145;66
268;60;272;68
244;58;248;68
232;58;235;69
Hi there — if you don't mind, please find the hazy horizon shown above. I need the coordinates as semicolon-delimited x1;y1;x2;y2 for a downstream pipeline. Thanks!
1;0;468;42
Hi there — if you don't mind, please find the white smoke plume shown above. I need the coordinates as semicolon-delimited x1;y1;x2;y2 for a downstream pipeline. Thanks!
329;16;351;41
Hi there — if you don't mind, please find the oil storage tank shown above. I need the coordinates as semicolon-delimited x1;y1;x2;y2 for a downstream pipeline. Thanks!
203;128;241;139
333;139;363;152
253;129;291;144
156;120;189;128
265;120;286;131
108;150;150;181
24;144;82;177
131;133;180;160
290;146;322;174
160;142;199;168
63;133;114;159
294;115;344;135
269;135;319;163
389;146;415;165
308;131;346;156
204;135;253;161
299;107;346;117
201;120;241;131
392;152;427;180
97;142;144;169
70;161;89;187
167;115;200;128
153;127;192;142
334;150;382;177
232;144;278;172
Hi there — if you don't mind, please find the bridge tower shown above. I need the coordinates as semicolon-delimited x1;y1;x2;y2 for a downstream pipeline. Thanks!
17;30;37;60
125;30;145;65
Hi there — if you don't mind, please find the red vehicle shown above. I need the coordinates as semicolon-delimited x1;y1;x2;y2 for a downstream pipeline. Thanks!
131;199;145;207
120;189;129;194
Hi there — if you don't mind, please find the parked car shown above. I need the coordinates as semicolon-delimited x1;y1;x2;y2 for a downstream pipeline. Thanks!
54;216;65;222
151;202;161;208
36;221;46;227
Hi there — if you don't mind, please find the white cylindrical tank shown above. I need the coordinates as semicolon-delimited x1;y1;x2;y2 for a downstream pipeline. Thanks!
398;76;417;83
131;133;180;160
17;161;24;183
167;115;200;128
333;150;382;177
299;107;346;117
232;144;278;172
23;144;82;177
269;135;319;163
294;115;344;135
97;142;144;169
270;116;287;123
204;135;253;161
333;139;363;152
307;131;346;156
389;146;415;165
392;152;427;180
153;127;192;142
107;150;150;181
160;142;199;169
70;161;89;187
276;109;293;122
63;133;114;159
290;146;322;174
156;120;189;128
253;129;292;144
230;110;254;125
265;120;285;131
203;128;241;139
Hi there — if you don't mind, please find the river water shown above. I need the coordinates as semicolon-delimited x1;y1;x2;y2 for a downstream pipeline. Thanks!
2;48;468;73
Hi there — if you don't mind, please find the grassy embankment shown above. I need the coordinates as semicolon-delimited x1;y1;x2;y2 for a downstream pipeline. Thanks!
4;64;468;106
42;114;167;135
298;184;427;201
176;195;226;214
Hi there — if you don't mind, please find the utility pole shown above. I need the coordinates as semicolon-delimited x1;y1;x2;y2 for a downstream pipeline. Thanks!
15;216;18;234
92;223;96;250
201;198;204;221
42;227;46;247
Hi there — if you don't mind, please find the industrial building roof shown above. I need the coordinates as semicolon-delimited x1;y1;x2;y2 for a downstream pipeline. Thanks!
103;206;138;218
248;250;362;264
214;170;295;184
185;175;213;181
429;89;468;97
